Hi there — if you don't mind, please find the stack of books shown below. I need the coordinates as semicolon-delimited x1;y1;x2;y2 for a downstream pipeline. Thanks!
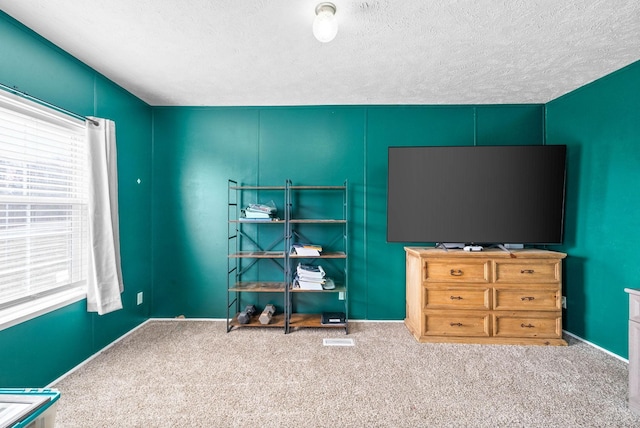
241;202;278;221
290;243;323;256
293;263;326;290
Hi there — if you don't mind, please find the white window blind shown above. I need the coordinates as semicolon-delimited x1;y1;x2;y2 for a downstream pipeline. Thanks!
0;91;88;325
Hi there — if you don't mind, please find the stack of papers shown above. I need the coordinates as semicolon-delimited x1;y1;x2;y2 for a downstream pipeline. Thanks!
297;263;325;279
241;202;278;220
293;263;326;290
291;243;323;256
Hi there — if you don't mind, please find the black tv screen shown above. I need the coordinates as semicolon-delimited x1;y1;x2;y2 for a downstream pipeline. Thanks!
387;145;567;244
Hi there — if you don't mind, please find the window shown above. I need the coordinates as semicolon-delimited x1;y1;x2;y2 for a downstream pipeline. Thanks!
0;91;88;330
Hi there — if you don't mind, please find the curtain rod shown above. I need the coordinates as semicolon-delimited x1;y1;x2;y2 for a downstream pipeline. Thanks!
0;82;99;126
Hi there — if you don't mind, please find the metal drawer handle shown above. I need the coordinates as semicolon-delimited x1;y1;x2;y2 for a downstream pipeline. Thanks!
521;296;535;301
450;296;463;300
521;323;535;328
450;269;463;276
521;269;535;274
450;322;463;327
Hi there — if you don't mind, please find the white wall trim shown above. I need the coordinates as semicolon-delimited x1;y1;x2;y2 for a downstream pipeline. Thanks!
46;320;628;388
563;329;628;363
47;319;152;387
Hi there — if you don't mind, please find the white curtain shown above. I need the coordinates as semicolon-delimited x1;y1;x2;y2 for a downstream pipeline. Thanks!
86;117;123;315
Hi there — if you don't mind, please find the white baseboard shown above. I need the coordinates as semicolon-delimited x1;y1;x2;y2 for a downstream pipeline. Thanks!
46;319;627;388
563;330;628;363
47;319;152;387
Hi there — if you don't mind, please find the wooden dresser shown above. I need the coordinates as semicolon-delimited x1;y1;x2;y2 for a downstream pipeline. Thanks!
404;247;567;345
625;288;640;415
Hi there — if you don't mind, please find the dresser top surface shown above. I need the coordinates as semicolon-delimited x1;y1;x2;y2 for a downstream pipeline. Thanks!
404;247;567;259
625;288;640;296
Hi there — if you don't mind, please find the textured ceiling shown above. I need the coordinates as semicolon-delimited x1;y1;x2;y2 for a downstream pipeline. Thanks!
1;0;639;106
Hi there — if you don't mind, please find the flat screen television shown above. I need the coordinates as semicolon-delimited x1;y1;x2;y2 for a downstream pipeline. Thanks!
387;145;567;245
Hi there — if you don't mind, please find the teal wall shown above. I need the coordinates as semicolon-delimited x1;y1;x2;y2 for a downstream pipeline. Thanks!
365;105;544;319
546;60;640;358
3;7;637;388
152;105;544;320
0;13;152;386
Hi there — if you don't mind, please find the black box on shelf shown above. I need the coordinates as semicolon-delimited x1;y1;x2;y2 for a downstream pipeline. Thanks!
321;312;346;325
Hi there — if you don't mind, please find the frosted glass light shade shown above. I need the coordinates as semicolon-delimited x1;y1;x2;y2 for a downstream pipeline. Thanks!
313;3;338;43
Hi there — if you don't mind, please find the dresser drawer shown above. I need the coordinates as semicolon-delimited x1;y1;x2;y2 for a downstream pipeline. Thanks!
424;312;490;337
493;287;560;311
494;260;560;283
423;260;490;283
493;313;562;338
424;286;490;310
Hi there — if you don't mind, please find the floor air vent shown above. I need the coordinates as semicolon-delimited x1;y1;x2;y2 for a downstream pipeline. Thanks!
323;338;355;346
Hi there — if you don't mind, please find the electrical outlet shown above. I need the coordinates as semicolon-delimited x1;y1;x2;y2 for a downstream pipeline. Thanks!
137;292;143;305
561;296;566;309
338;291;345;300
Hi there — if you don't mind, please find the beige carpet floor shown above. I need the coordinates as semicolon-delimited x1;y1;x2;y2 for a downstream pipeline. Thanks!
52;320;640;427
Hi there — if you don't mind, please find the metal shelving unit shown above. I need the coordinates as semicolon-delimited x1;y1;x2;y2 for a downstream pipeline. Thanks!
227;180;288;332
227;179;348;334
285;180;349;334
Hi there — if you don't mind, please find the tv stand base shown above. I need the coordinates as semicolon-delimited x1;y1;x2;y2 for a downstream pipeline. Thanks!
463;245;483;252
436;243;465;250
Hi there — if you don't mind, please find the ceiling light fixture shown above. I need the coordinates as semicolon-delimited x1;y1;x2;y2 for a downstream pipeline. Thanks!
313;2;338;43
